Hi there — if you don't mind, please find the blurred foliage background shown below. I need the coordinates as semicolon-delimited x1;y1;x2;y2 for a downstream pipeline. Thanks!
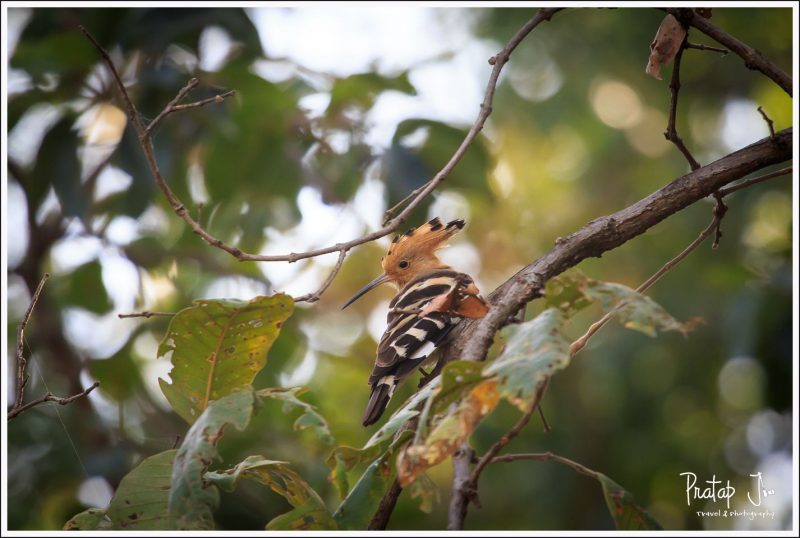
5;6;793;531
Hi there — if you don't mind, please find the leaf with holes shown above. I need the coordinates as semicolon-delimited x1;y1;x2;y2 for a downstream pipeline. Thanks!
205;455;337;530
64;450;176;530
169;390;254;530
408;472;439;514
485;308;572;412
158;294;293;424
257;387;334;445
597;473;663;530
581;282;699;337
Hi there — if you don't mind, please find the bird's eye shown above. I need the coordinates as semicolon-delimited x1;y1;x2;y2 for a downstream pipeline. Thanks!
398;260;409;269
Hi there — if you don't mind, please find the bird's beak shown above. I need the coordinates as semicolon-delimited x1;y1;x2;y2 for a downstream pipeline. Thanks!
341;273;391;310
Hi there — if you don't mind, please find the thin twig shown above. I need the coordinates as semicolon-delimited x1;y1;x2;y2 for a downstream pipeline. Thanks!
666;8;791;96
718;166;791;196
757;106;776;139
117;311;175;319
470;378;549;487
292;249;348;303
491;451;599;480
9;272;101;420
664;40;701;171
8;383;100;421
383;7;564;224
14;272;50;411
81;19;555;281
145;77;200;135
685;41;728;55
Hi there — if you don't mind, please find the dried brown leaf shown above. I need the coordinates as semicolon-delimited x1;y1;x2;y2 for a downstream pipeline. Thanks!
645;14;687;80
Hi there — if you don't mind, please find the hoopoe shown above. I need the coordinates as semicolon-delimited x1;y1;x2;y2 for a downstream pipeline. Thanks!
342;217;489;427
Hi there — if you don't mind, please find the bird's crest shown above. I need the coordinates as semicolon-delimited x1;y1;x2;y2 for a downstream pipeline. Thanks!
384;217;463;264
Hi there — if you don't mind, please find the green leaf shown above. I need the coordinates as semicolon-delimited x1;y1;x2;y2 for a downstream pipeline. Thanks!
545;268;594;317
435;359;487;411
169;390;254;530
485;308;572;411
56;260;112;315
363;382;429;449
582;282;698;337
158;294;293;424
332;450;394;530
205;455;337;530
408;472;439;514
29;117;82;216
597;473;663;530
325;443;386;500
107;450;177;529
63;450;176;530
257;387;334;445
88;348;144;402
63;508;111;530
327;71;416;117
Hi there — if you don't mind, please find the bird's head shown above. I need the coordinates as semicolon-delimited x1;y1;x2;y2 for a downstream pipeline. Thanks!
341;217;465;309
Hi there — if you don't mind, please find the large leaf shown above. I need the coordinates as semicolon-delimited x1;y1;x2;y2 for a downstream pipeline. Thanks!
597;473;662;530
257;387;334;445
169;390;254;530
63;450;176;530
205;455;336;531
485;308;572;412
55;260;112;315
107;450;177;529
158;294;293;424
63;509;111;530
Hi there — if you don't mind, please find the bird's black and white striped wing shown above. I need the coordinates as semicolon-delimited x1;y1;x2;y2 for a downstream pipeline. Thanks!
368;269;464;386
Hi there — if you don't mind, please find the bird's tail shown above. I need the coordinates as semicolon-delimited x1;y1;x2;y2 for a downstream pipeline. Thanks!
362;378;395;427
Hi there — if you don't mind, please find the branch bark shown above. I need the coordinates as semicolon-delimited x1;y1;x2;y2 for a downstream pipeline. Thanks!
8;273;100;420
445;128;792;365
666;8;792;96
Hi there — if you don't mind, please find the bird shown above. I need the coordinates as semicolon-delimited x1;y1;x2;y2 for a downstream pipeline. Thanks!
342;217;489;427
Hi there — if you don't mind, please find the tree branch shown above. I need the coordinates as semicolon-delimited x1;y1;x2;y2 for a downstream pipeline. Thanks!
367;478;403;530
13;272;50;410
448;378;549;529
8;273;100;420
685;41;728;55
664;40;701;170
445;128;791;365
383;8;564;224
491;451;599;480
666;8;791;95
80;11;560;303
8;383;101;421
117;310;175;319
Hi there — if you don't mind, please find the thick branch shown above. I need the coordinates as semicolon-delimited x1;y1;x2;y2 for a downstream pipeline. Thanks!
445;128;792;364
666;8;791;96
367;478;403;530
